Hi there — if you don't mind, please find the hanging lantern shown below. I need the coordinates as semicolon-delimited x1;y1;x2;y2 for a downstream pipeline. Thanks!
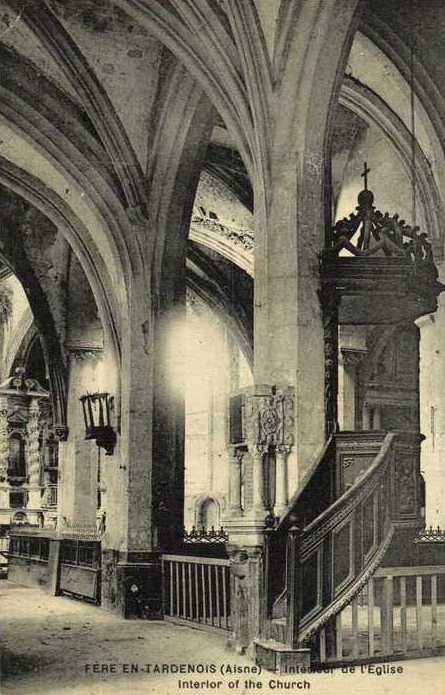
79;392;116;456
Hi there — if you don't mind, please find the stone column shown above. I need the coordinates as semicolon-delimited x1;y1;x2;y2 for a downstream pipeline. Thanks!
274;445;290;518
0;397;9;511
250;444;267;516
251;0;361;488
418;296;445;527
101;269;161;618
373;406;382;430
228;332;240;394
227;546;264;654
42;431;59;516
57;350;99;533
25;398;42;511
101;79;214;615
338;349;365;431
253;162;326;488
362;404;372;431
151;300;186;551
225;0;360;661
228;446;243;515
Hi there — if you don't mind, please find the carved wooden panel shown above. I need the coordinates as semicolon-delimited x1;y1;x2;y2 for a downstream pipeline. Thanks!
301;546;322;620
334;432;385;497
395;455;418;520
332;518;354;595
364;324;420;431
362;491;378;560
340;454;375;493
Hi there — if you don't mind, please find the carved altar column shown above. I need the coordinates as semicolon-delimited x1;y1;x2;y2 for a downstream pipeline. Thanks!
0;397;9;510
274;445;290;518
228;446;243;515
26;399;42;510
0;369;49;524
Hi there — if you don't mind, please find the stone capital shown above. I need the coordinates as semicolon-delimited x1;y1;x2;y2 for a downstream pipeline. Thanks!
54;425;69;442
67;346;102;361
276;444;291;455
340;347;367;369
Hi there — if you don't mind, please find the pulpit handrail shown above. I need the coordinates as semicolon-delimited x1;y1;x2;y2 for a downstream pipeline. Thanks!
295;432;400;644
302;432;395;540
276;435;334;531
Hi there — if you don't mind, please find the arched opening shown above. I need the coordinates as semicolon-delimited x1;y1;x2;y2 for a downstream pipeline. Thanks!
0;183;118;535
196;497;220;531
14;335;48;390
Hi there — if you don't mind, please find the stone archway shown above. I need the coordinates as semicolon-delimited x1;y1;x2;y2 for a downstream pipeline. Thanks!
12;511;28;526
195;496;222;531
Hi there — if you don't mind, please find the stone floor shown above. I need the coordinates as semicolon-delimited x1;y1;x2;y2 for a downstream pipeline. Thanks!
1;581;444;695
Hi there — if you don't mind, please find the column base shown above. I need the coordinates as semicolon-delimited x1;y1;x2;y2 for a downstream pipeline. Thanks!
253;639;311;674
251;505;268;517
101;549;162;619
224;516;266;546
273;505;287;519
27;489;42;509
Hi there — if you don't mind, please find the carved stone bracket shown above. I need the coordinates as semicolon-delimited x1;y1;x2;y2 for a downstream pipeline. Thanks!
244;386;295;453
340;348;367;369
53;425;69;442
0;400;8;481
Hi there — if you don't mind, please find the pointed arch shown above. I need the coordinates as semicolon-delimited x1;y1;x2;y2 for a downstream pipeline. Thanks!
112;0;256;177
6;0;148;216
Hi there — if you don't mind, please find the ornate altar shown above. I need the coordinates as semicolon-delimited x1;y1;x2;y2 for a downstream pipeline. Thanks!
0;367;57;528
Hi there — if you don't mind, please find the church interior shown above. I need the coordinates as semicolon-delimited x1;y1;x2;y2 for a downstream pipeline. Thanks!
1;0;445;687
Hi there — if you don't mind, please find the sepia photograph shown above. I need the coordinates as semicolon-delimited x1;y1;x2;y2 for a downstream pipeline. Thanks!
0;0;444;693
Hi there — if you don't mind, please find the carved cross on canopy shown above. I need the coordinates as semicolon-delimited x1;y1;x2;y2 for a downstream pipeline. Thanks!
329;161;438;267
361;161;371;190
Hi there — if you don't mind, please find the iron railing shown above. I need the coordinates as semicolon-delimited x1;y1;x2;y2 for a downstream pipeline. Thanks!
414;526;445;544
183;526;228;544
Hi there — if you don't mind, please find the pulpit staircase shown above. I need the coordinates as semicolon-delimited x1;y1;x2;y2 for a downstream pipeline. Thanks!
259;429;445;666
242;175;445;668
